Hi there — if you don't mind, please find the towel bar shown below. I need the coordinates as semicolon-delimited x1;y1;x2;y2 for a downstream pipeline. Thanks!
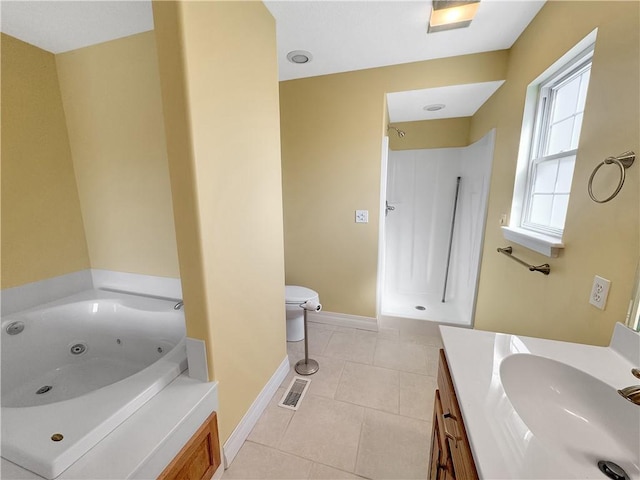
497;246;550;275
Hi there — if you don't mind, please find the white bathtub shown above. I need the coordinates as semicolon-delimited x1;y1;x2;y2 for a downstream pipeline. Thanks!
0;289;187;479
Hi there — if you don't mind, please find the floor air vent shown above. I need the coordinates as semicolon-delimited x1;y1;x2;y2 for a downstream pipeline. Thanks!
278;377;311;411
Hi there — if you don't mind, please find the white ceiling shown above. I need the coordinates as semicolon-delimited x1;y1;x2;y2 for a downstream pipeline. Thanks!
0;1;153;54
264;1;545;82
0;0;545;122
387;80;505;122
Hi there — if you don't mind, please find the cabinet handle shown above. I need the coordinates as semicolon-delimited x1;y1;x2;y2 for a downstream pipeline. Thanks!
444;428;460;448
442;411;461;448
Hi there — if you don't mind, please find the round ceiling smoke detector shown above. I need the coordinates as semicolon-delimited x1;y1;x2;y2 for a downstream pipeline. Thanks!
424;104;446;112
287;50;312;64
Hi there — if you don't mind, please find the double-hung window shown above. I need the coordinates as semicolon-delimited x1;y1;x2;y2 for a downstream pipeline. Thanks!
523;47;593;236
505;33;596;257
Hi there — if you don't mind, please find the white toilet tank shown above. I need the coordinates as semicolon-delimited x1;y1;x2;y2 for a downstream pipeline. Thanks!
285;285;319;342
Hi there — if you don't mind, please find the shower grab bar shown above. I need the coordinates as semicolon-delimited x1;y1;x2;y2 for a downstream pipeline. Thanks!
497;246;551;275
442;177;461;302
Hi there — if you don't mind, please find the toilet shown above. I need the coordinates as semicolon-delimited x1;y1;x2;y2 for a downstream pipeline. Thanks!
285;285;320;342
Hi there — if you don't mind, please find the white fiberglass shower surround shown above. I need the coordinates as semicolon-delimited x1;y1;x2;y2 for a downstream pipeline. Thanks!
379;131;495;326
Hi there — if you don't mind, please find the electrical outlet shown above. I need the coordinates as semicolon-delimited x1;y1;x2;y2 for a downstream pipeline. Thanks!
589;275;611;310
355;210;369;223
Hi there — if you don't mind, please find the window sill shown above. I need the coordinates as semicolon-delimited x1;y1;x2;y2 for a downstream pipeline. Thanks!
501;226;564;258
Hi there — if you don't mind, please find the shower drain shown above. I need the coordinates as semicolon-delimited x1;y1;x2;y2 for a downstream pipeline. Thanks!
36;385;53;395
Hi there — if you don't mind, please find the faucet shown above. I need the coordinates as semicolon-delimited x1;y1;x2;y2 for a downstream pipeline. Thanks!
174;300;184;310
618;368;640;405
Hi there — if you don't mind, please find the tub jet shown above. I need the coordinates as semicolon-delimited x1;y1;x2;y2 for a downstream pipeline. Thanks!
6;321;24;335
70;343;86;355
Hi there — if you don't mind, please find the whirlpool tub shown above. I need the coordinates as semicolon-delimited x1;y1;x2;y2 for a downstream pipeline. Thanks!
1;289;187;479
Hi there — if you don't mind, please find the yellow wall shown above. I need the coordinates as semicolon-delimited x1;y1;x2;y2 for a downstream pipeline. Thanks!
470;1;639;345
280;52;509;317
1;34;90;288
153;1;286;443
56;32;180;278
280;2;638;344
389;117;471;150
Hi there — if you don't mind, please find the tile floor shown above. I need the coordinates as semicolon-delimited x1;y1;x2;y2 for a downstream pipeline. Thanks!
222;321;443;480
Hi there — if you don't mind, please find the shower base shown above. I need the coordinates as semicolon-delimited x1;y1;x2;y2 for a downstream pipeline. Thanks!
380;292;469;326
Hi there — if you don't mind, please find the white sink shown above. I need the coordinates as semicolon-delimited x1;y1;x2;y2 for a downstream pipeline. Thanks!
500;354;640;478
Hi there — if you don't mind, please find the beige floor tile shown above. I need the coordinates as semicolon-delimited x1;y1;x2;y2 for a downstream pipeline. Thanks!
355;329;379;340
280;355;346;399
287;342;299;360
425;346;440;377
223;441;313;479
399;371;437;421
307;321;337;331
248;387;294;448
399;330;443;348
355;409;431;480
376;328;442;348
287;328;334;356
323;331;376;364
329;325;358;334
373;339;428;375
308;463;365;479
335;362;399;413
381;317;442;338
377;326;400;342
279;395;365;472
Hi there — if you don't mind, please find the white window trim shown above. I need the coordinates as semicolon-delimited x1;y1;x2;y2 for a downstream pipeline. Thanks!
505;29;598;257
501;226;564;258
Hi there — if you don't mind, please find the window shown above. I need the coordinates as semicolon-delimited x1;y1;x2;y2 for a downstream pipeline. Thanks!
504;31;597;257
522;48;593;236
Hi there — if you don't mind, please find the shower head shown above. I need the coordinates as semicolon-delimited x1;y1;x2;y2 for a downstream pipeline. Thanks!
387;125;406;138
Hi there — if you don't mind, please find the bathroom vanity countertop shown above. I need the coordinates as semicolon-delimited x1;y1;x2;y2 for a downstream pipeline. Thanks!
440;323;640;480
1;373;219;480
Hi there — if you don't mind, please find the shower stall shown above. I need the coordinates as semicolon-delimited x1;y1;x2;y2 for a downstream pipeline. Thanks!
379;130;495;326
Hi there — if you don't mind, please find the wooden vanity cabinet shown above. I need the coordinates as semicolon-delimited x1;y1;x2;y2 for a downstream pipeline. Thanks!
428;350;478;480
430;390;455;480
158;411;221;480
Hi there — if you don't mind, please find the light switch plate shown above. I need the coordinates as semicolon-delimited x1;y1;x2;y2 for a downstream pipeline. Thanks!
355;210;369;223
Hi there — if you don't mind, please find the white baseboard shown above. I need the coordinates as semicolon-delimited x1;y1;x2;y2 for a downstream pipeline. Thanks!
222;355;290;467
308;310;378;331
212;462;225;480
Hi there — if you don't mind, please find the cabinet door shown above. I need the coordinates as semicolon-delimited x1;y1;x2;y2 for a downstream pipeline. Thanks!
437;350;478;480
158;412;221;480
429;391;455;480
429;423;442;480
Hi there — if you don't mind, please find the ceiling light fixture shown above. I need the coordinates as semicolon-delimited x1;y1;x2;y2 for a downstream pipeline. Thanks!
428;1;480;34
286;50;313;64
423;104;446;111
